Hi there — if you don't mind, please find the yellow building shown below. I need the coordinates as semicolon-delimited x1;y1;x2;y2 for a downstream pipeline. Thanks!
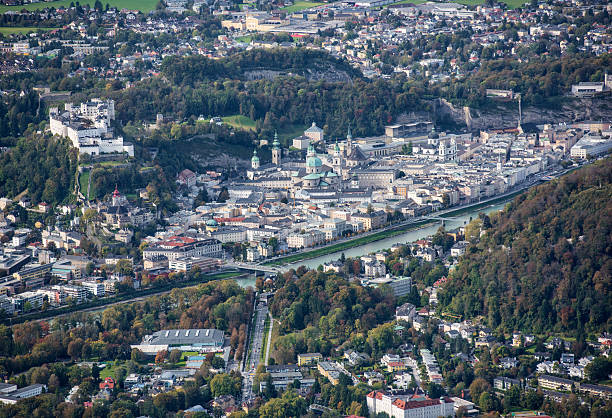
298;353;322;366
386;361;408;373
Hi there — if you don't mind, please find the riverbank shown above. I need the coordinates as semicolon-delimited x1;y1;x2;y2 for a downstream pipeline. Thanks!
264;219;437;266
264;183;534;267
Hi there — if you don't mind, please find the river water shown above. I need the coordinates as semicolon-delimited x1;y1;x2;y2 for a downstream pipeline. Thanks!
233;199;511;288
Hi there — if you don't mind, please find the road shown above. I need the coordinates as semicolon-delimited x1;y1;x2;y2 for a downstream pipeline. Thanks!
241;293;270;402
407;357;422;388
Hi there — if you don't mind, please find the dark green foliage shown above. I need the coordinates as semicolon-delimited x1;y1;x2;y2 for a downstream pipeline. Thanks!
440;53;612;108
269;269;395;363
439;158;612;335
0;135;77;204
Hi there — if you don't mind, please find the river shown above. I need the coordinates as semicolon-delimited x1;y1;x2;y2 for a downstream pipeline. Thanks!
232;198;511;288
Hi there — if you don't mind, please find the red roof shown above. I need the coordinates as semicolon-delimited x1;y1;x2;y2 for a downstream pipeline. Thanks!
393;398;441;410
99;377;115;390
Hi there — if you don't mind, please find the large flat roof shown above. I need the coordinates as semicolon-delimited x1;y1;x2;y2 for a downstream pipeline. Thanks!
143;329;224;346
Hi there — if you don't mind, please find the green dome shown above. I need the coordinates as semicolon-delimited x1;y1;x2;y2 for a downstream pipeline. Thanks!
251;149;259;162
206;219;218;226
306;156;322;167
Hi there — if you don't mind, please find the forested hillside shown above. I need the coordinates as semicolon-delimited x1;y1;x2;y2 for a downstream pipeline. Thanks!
438;158;612;336
0;136;77;205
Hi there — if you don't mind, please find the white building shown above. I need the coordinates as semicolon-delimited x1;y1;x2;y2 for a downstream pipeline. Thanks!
81;281;105;297
287;230;325;249
366;391;454;418
570;134;612;159
49;99;134;156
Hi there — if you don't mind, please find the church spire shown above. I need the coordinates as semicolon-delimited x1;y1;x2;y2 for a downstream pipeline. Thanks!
347;125;352;150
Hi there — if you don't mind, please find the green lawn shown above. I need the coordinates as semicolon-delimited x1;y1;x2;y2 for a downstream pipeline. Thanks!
222;115;257;131
261;314;271;362
0;27;55;35
100;363;126;380
281;1;323;13
0;0;157;13
78;170;93;200
502;0;528;8
236;35;253;43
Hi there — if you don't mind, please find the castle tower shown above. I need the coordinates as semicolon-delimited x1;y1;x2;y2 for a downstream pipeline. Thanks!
251;149;260;170
272;131;281;166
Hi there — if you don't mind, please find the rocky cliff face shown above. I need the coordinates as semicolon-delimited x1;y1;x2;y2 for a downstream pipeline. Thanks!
244;62;353;83
433;97;612;131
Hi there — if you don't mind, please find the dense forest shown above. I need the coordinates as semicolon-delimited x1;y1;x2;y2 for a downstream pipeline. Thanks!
160;48;360;86
114;50;423;138
440;53;612;108
438;158;612;335
269;268;396;363
0;135;77;204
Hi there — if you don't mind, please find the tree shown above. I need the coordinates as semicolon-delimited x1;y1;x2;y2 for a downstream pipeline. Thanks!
67;338;85;360
217;187;229;202
210;373;240;397
155;349;168;364
115;259;133;277
469;378;491;402
503;385;521;412
442;193;450;208
91;363;100;383
585;356;612;382
131;348;144;363
427;382;444;398
169;349;182;364
479;392;494;412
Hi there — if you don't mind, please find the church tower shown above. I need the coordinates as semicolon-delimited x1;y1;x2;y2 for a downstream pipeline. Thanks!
272;131;281;166
346;126;353;154
251;149;260;170
332;140;343;177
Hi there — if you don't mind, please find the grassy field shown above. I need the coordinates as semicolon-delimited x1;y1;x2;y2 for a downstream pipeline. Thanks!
100;363;127;380
235;35;253;43
222;115;257;131
0;0;158;13
0;27;54;35
281;0;323;13
502;0;528;8
78;170;93;200
261;314;271;362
